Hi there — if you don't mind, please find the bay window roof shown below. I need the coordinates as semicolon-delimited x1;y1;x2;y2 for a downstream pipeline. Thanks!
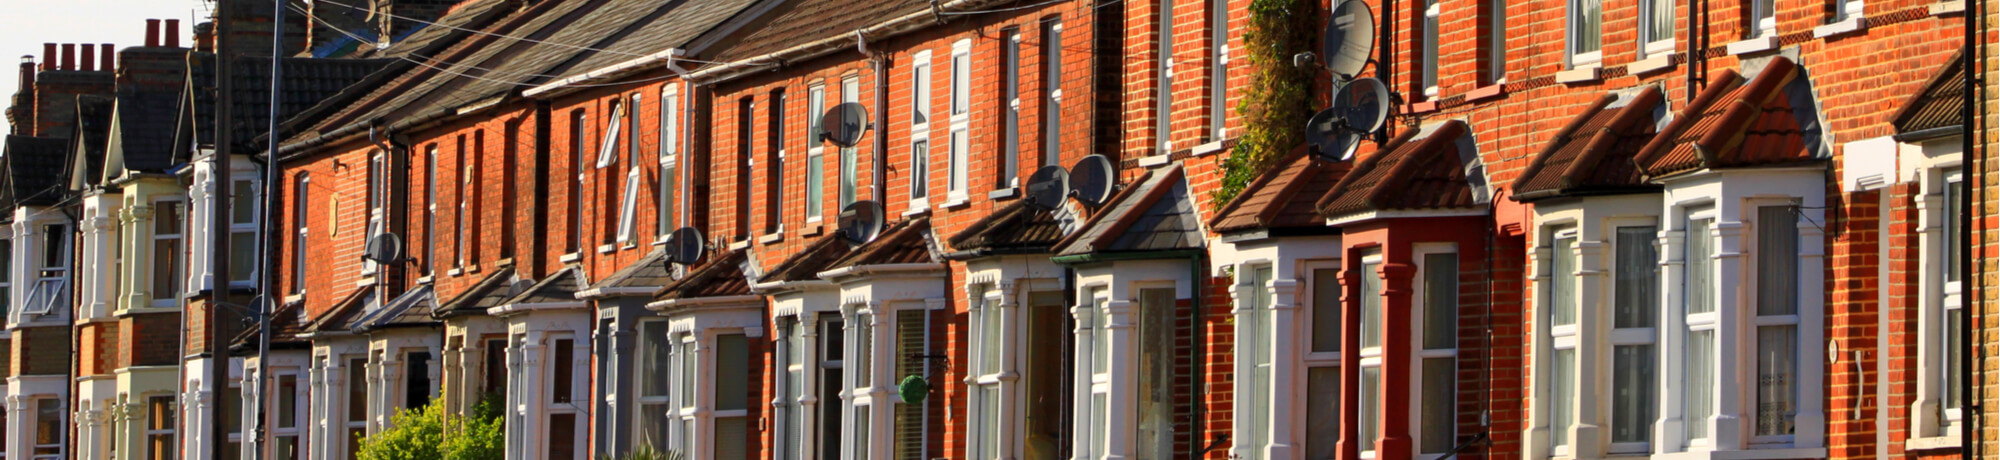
1054;165;1204;257
1889;49;1965;136
945;198;1070;257
300;287;374;335
1;135;71;208
581;249;677;297
229;300;309;353
824;217;938;270
1633;56;1826;180
1209;149;1351;235
497;266;588;306
1511;85;1667;201
433;266;520;319
1314;119;1486;219
761;233;852;284
653;247;751;302
348;284;438;332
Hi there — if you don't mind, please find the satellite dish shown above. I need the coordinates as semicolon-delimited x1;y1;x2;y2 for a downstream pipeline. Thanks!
1068;154;1115;207
820;102;871;148
363;233;403;264
663;227;706;265
1332;77;1391;134
1023;165;1070;211
1323;0;1376;79
837;200;886;246
1306;108;1362;160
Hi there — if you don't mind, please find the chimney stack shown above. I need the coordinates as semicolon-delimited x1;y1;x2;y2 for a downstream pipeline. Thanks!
41;44;54;71
60;44;74;71
166;19;181;48
193;22;213;52
99;44;113;72
146;20;161;48
18;56;34;92
79;45;94;71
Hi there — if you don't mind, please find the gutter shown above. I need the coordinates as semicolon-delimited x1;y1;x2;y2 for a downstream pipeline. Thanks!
685;0;1002;84
816;262;947;280
573;286;660;299
485;301;589;317
522;49;684;99
940;246;1056;260
749;278;836;294
1049;248;1204;265
1891;125;1963;143
645;295;764;311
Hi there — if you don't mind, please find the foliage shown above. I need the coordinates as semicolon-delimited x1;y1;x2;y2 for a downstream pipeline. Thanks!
1214;0;1320;208
355;395;505;460
599;444;686;460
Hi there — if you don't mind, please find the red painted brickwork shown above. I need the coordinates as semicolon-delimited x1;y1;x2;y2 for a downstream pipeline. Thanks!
15;326;72;376
123;312;181;367
78;322;117;376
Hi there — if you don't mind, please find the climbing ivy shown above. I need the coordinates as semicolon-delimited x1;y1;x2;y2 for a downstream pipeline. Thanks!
1213;0;1319;208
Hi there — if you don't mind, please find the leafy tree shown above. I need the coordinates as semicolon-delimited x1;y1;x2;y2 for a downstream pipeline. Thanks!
1215;0;1319;208
356;395;505;460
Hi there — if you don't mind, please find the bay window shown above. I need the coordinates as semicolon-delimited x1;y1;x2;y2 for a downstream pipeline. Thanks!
635;321;670;450
1238;265;1273;460
23;224;69;315
1752;204;1799;441
1610;225;1659;451
714;334;752;460
970;285;1004;459
1417;251;1458;457
1357;253;1382;458
1682;207;1715;446
1304;265;1342;459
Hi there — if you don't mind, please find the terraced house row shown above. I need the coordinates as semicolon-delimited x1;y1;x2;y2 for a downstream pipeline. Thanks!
0;0;1991;458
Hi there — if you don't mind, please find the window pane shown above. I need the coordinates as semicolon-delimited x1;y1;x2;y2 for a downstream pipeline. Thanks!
231;181;255;224
153;239;180;300
1553;236;1576;326
717;334;749;411
1360;367;1380;452
1572;0;1602;53
1311;268;1342;353
840;147;857;207
1612;344;1655;444
911;140;930;200
1423;0;1439;89
806;153;824;218
855;317;874;388
1552;348;1574;447
406;352;432;410
1685;330;1713;440
950;129;968;192
1946;183;1962;282
1424;253;1458;350
155;202;183;235
229;231;255;284
1305;367;1340;460
952;54;970;115
548;413;576;460
913;65;931;124
347;359;367;423
277;375;298;428
641;323;670;397
1615;227;1659;328
1420;357;1455;454
1686;217;1713;314
1645;0;1672;42
552;339;574;404
1757;206;1798;316
1090;288;1108;374
1755;325;1796;436
980;297;1001;375
1361;261;1382;349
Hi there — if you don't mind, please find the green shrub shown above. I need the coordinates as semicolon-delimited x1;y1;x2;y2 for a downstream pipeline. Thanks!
1215;0;1320;208
355;395;504;460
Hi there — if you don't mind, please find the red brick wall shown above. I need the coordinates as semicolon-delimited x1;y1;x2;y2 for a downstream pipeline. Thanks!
77;322;117;376
15;326;72;376
123;312;181;367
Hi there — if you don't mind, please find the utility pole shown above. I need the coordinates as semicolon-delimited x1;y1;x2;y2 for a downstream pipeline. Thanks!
208;1;238;460
251;0;285;459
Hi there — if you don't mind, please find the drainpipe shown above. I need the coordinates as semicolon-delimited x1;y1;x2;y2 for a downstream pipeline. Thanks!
860;31;889;205
1955;0;1980;454
1189;251;1215;456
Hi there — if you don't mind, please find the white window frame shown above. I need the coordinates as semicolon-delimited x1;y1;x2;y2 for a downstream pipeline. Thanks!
805;84;827;223
1605;218;1661;454
1208;1;1229;139
456;140;471;267
150;197;186;307
947;40;972;204
364;150;387;276
969;285;1005;459
1041;21;1065;169
1542;226;1580;456
596;101;625;168
1567;0;1604;67
631;319;671;451
617;93;645;245
1412;244;1458;460
1750;0;1776;36
30;397;63;460
424;145;438;277
999;31;1022;191
1297;260;1344;460
1638;0;1676;57
1422;0;1441;97
22;223;70;316
1076;285;1110;459
844;306;882;460
768;91;787;236
910;52;934;210
659;86;682;237
227;176;259;287
1747;198;1802;446
1680;204;1718;449
840;77;861;210
0;238;12;315
1155;0;1175;153
1357;251;1384;460
1235;263;1275;460
291;175;309;295
1914;164;1965;442
270;373;303;460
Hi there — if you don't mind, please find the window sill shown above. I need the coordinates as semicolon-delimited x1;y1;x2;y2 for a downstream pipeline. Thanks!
496;257;516;268
447;268;464;277
1465;84;1507;103
902;205;931;218
416;276;434;285
597;244;618;254
802;221;824;237
1402;100;1438;115
728;240;751;251
1632;54;1677;75
988;187;1020;200
1555;65;1602;84
939;194;970;210
1812;18;1864;38
560;253;582;263
758;233;785;244
282;294;304;304
1190;140;1229;157
1931;0;1965;15
1137;154;1172;167
1906;436;1962;451
1727;35;1779;55
355;277;378;288
467;264;480;273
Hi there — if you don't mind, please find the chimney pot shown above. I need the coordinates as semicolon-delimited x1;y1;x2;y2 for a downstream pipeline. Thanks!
79;45;94;71
41;44;54;71
166;20;182;48
60;44;74;71
18;56;34;92
100;44;113;72
146;20;161;48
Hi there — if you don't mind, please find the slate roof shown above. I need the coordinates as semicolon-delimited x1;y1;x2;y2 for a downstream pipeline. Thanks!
1512;86;1667;201
31;70;116;140
1056;166;1204;257
826;217;938;270
229;300;311;353
316;0;760;141
1890;50;1965;135
762;233;852;283
69;95;115;189
499;266;588;306
655;247;751;301
586;248;677;294
1;136;72;208
945;198;1070;256
1633;57;1825;180
302;287;375;334
1316;120;1483;219
435;266;521;318
349;285;439;332
711;0;929;61
1209;149;1352;234
346;0;520;59
183;53;391;157
106;65;192;176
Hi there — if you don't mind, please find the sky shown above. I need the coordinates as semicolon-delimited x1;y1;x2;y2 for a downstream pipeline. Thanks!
0;0;210;99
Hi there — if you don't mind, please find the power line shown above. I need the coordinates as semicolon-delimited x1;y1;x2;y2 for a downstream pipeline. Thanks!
312;0;729;65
